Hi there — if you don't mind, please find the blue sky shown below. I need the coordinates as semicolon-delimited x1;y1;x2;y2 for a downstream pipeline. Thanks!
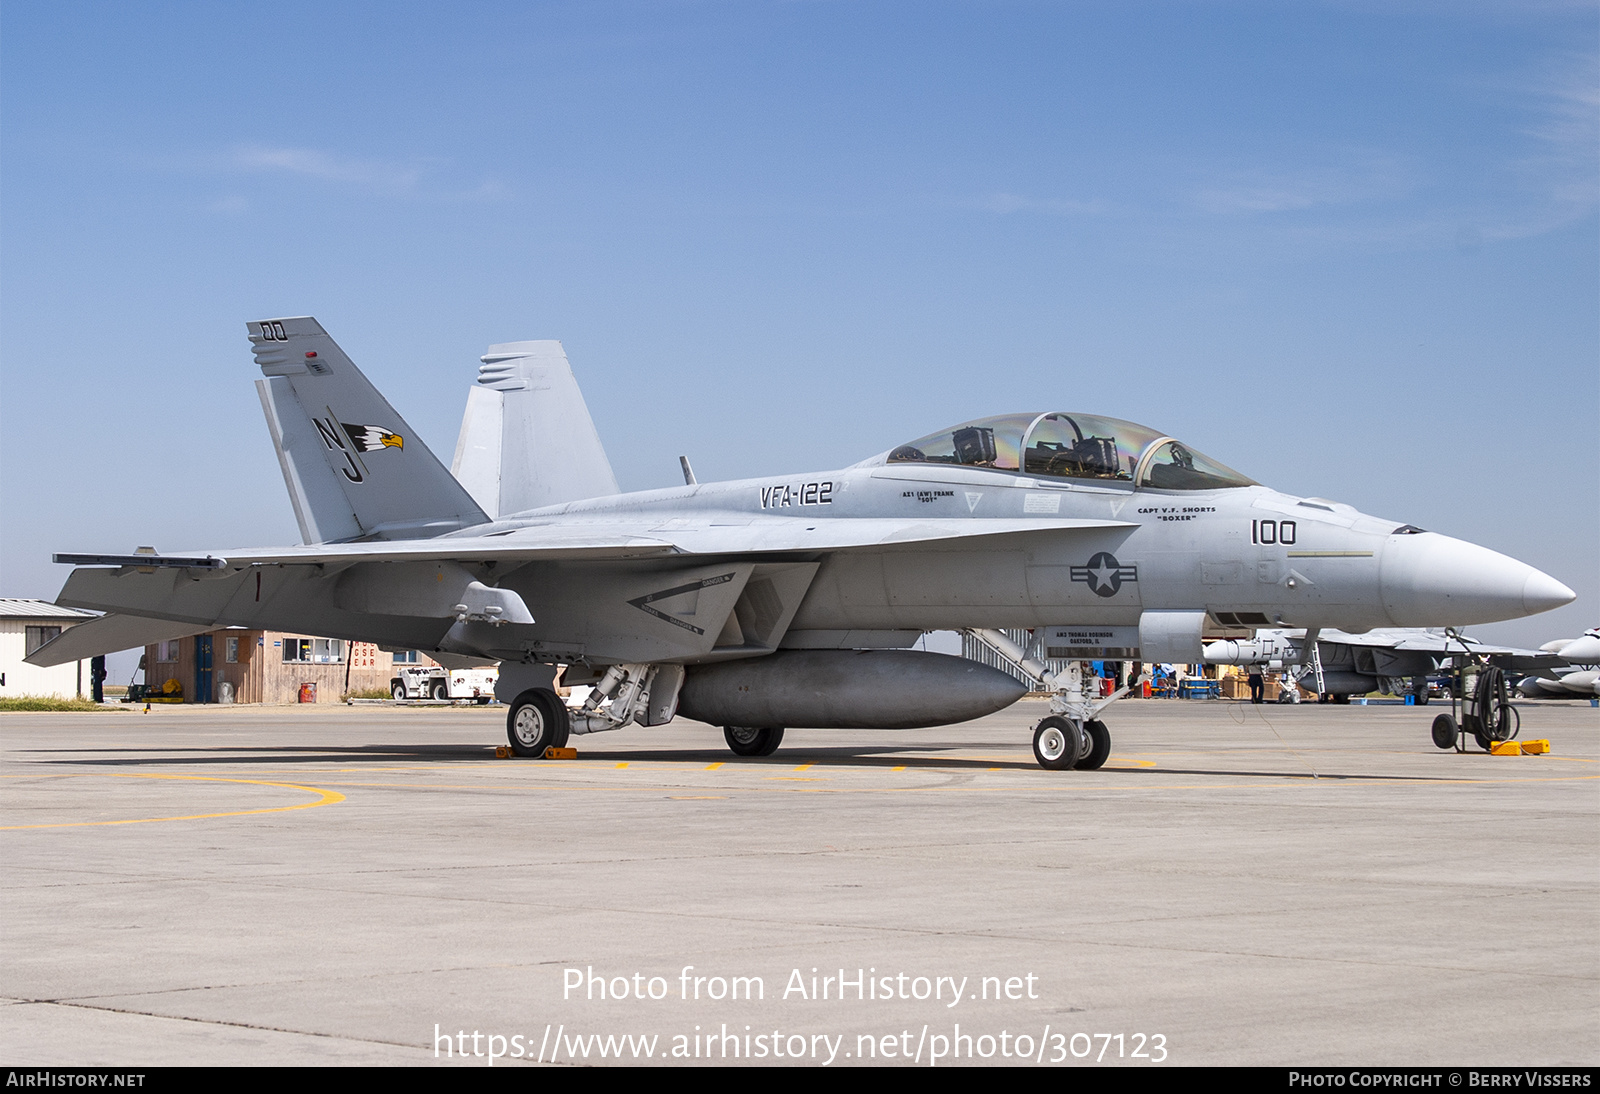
2;0;1595;655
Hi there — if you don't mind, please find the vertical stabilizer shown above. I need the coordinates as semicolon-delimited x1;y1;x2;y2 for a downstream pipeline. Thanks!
450;340;620;519
257;376;364;544
250;317;489;541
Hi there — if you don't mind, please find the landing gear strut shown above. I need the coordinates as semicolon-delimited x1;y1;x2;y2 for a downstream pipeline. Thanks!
966;630;1137;772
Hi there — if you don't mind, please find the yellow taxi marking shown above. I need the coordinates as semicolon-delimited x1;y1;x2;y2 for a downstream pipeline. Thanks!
705;762;724;770
892;766;906;772
0;773;345;830
16;770;1589;803
615;762;630;769
293;762;1600;794
793;763;814;772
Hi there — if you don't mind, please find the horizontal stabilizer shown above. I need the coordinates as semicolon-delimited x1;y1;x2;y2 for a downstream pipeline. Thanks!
25;613;210;667
54;553;223;569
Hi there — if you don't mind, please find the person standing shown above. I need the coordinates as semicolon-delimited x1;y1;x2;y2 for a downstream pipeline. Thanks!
1247;668;1264;704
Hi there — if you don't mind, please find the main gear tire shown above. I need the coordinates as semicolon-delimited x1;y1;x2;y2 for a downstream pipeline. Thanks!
1078;719;1111;770
507;689;571;757
1033;716;1086;771
724;726;784;757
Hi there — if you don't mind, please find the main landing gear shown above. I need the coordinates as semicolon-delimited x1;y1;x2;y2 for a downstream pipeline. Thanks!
966;629;1132;772
723;726;784;757
506;688;571;757
502;663;686;757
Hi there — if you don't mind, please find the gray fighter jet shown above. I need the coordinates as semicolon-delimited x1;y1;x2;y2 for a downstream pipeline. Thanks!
1516;628;1600;699
1201;628;1569;703
31;317;1577;769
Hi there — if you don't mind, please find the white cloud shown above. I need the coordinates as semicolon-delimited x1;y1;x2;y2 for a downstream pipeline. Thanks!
1497;51;1600;237
221;145;511;203
1191;153;1419;216
231;145;426;191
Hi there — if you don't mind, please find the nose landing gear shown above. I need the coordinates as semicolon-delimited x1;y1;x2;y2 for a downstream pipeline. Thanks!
1031;716;1112;770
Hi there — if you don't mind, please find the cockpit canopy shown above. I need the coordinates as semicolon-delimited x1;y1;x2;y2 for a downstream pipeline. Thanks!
885;412;1256;491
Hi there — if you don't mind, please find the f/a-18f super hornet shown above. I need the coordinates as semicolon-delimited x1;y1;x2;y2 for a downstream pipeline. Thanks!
1200;628;1574;704
32;317;1577;769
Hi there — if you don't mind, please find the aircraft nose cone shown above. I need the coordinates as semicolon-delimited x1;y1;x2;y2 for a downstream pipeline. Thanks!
1380;532;1576;627
1557;634;1600;664
1522;570;1577;617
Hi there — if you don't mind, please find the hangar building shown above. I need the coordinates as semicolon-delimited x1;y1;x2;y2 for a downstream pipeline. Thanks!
0;599;98;699
139;631;437;704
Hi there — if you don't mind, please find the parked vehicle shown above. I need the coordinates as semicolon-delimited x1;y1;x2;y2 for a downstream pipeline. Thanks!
390;665;497;703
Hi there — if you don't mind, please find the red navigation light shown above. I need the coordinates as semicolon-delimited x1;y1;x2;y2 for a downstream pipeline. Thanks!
305;351;318;358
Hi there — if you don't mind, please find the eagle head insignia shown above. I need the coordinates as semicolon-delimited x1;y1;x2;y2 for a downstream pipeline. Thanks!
342;423;404;453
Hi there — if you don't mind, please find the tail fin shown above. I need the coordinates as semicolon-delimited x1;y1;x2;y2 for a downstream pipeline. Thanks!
250;317;488;542
450;340;619;519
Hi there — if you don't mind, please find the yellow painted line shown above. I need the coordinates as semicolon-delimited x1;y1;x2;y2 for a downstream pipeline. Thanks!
793;763;814;772
615;762;630;769
294;769;1600;795
892;766;906;772
705;762;724;770
0;773;345;830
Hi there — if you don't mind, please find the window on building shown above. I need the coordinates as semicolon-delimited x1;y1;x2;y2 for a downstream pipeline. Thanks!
157;639;181;662
393;650;421;664
225;637;239;663
281;638;344;664
24;626;61;656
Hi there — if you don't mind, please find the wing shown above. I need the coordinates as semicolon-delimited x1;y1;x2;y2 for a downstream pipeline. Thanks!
49;516;1134;663
1321;629;1568;671
55;516;1131;569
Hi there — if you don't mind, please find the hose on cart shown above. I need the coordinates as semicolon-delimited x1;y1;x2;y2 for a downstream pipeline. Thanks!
1463;664;1519;747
